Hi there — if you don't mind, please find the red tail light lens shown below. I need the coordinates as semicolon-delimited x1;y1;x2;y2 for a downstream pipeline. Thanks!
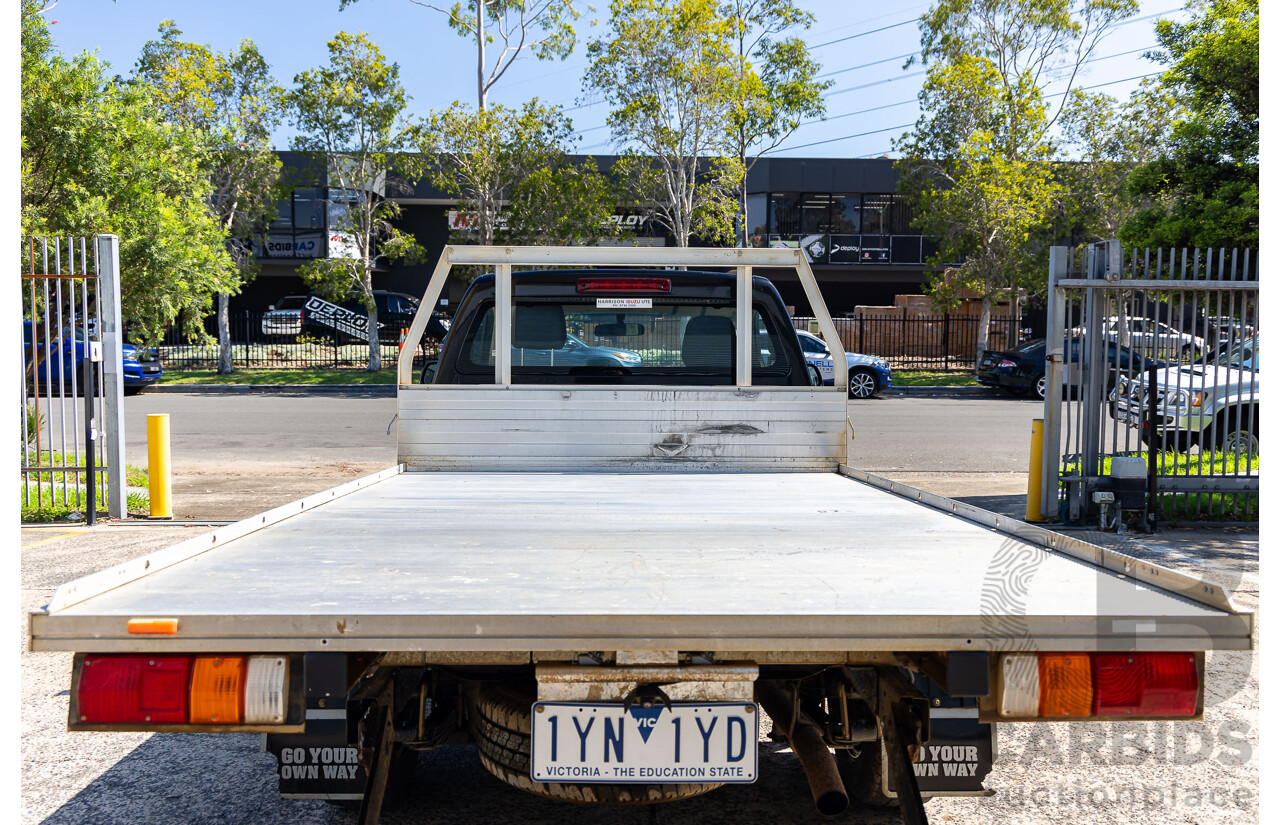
1092;653;1198;717
78;655;191;724
577;278;671;294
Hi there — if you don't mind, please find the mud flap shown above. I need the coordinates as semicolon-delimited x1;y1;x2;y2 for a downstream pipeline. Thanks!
263;653;366;801
882;711;995;798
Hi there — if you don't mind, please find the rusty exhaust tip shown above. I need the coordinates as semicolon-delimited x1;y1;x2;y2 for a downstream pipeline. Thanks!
815;788;849;817
756;682;850;817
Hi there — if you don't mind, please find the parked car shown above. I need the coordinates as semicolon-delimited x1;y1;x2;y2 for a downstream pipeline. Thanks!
1110;333;1259;454
795;329;892;398
1072;316;1206;360
978;338;1169;400
23;321;162;395
260;295;307;339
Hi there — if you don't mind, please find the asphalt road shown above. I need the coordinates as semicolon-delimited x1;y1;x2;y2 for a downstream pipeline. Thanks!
20;390;1258;824
115;390;1047;520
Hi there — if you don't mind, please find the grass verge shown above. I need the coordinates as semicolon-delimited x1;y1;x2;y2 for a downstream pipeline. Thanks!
893;370;979;387
21;455;150;522
159;368;397;385
1063;450;1259;522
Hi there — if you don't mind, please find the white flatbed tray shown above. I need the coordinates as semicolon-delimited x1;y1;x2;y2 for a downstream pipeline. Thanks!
28;468;1251;653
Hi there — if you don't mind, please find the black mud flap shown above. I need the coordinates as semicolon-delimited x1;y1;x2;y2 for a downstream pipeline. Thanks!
882;711;995;798
264;653;366;801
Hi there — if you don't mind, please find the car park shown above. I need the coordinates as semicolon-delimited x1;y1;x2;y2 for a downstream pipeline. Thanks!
1072;316;1206;360
978;338;1168;400
1111;332;1259;453
22;321;162;394
795;329;892;398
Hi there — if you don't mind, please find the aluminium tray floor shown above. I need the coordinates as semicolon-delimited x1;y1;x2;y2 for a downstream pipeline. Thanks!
30;472;1250;653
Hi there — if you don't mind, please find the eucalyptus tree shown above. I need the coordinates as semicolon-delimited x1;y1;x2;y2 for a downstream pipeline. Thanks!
424;98;618;254
585;0;742;247
340;0;579;110
895;0;1137;364
722;0;831;245
135;21;284;372
289;32;425;371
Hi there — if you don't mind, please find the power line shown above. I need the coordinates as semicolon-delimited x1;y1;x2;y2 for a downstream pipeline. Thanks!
807;18;917;50
819;52;918;79
762;123;917;155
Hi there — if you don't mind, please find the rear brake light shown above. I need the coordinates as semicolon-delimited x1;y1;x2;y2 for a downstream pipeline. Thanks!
78;656;190;723
577;277;671;293
77;654;288;726
998;359;1017;368
1092;653;1198;716
999;652;1199;719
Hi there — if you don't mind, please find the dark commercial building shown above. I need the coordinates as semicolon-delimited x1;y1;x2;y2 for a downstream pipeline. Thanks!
238;154;933;318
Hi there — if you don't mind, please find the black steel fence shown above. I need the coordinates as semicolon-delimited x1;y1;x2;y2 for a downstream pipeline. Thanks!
154;311;440;370
791;314;1026;371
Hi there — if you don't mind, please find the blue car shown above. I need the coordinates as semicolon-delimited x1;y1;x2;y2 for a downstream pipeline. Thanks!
23;321;163;395
796;329;892;398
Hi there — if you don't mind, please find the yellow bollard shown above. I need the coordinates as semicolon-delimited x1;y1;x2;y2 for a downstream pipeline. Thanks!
1025;418;1045;522
147;413;173;519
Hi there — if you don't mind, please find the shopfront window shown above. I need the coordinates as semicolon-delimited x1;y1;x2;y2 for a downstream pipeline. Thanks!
831;195;862;233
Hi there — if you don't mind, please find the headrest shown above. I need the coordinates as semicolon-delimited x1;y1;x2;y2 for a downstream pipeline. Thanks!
681;314;735;369
512;304;566;350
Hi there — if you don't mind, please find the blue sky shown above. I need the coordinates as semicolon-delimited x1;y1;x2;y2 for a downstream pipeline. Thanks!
46;0;1186;157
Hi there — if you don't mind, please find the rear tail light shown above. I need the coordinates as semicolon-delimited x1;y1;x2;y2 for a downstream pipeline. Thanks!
999;652;1199;719
998;359;1017;368
577;277;671;293
77;654;288;726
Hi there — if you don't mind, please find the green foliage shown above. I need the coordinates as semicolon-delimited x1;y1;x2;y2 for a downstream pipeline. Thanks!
423;99;620;252
20;2;240;345
896;0;1136;362
288;32;426;370
135;21;285;264
721;0;831;242
1055;80;1177;240
1120;0;1258;249
585;0;743;246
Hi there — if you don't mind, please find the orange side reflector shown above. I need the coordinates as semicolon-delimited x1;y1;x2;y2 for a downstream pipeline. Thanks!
1038;653;1094;717
189;656;246;724
126;618;179;635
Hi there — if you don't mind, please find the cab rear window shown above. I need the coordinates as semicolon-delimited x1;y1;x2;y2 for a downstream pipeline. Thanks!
454;300;792;381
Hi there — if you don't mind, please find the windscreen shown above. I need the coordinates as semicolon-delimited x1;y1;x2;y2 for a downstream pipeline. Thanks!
453;300;793;383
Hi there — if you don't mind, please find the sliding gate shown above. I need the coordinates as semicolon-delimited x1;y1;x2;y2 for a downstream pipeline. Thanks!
1040;241;1259;525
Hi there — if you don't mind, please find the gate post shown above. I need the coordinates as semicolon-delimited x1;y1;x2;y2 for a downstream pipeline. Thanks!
95;235;127;519
1040;247;1069;520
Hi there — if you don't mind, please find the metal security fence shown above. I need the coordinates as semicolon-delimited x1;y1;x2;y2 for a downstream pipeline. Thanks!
155;311;441;370
21;236;128;521
791;314;1025;370
1042;241;1258;526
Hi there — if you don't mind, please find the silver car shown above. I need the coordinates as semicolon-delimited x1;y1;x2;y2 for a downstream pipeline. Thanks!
261;295;307;338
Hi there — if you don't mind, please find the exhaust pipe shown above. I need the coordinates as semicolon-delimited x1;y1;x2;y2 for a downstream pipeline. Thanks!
757;682;849;817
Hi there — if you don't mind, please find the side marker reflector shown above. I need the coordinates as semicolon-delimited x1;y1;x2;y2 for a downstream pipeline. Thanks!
127;618;179;635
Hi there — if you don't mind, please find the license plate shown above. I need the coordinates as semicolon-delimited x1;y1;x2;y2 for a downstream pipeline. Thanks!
530;702;758;784
1116;409;1138;425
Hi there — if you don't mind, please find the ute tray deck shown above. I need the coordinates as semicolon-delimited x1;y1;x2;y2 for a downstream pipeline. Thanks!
29;470;1251;654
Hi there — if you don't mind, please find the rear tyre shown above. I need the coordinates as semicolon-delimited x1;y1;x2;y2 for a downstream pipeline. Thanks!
467;683;722;804
1033;374;1047;400
848;368;879;399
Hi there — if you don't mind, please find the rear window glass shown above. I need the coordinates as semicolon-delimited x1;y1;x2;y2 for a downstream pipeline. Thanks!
275;296;306;310
454;300;792;379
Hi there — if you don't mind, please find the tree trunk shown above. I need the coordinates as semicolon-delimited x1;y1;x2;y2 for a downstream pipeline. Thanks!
363;266;380;372
477;0;487;110
975;295;992;376
217;293;233;374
